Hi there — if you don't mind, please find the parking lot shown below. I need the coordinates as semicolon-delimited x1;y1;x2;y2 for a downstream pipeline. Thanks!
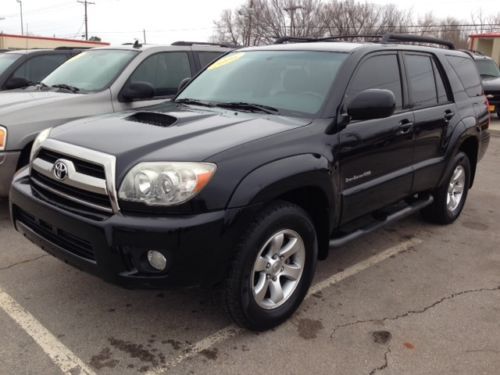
0;120;499;375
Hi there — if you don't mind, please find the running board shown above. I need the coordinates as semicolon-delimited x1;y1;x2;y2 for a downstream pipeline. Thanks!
329;196;434;248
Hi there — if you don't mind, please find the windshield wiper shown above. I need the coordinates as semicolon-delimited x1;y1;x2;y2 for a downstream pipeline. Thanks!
175;98;214;107
214;102;279;114
51;83;80;93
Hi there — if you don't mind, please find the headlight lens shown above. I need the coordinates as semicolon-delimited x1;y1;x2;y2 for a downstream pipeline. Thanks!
29;128;52;162
0;126;6;151
118;162;217;206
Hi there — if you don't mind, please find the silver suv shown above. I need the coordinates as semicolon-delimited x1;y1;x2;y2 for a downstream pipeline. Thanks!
0;42;231;196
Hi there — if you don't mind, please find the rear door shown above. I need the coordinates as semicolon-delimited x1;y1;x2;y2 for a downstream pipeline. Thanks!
338;52;415;223
403;52;456;192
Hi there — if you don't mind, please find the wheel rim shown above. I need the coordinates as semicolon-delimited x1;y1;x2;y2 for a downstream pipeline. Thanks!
251;229;306;310
447;165;465;212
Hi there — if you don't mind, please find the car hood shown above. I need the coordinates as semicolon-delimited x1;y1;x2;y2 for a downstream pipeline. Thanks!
482;76;500;91
50;102;312;174
0;90;81;113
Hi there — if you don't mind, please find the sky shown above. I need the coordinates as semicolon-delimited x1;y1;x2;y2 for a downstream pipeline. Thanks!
0;0;499;45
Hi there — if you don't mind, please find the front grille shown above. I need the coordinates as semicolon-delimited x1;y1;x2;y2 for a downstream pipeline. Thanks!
37;149;106;179
16;207;96;261
31;170;112;209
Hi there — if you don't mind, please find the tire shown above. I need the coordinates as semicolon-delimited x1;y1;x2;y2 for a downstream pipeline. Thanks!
224;201;318;331
421;152;471;224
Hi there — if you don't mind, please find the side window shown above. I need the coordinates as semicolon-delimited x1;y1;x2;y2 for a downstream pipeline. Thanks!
346;54;403;109
12;54;67;83
404;54;438;108
432;60;449;104
446;55;482;97
198;52;224;68
128;52;191;97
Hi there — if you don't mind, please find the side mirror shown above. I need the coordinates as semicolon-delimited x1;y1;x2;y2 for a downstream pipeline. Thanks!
347;89;396;121
122;81;155;102
177;77;191;94
5;77;30;90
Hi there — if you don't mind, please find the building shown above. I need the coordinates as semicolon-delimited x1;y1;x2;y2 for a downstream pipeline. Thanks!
469;32;500;65
0;33;109;50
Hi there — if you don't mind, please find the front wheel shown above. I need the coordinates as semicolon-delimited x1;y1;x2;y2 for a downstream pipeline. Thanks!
224;202;318;331
421;152;471;224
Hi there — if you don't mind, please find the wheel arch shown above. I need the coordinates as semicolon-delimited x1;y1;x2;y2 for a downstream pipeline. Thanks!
227;154;335;260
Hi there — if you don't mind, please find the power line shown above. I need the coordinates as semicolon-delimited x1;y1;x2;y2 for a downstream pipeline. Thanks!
77;0;95;40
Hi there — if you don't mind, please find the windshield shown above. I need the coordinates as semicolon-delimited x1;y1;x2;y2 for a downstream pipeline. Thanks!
0;53;21;75
177;50;348;116
42;49;138;91
476;59;500;78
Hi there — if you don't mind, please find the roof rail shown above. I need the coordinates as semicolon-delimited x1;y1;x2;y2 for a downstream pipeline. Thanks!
458;48;485;56
171;41;237;48
381;33;455;50
317;35;383;42
274;36;319;44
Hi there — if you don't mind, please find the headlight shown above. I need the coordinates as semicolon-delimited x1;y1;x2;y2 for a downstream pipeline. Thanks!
0;126;6;151
118;162;217;206
29;128;52;162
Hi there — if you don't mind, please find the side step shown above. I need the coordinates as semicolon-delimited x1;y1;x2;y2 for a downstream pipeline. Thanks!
329;196;434;248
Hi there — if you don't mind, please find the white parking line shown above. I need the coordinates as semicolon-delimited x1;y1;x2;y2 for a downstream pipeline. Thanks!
147;237;422;375
0;286;96;375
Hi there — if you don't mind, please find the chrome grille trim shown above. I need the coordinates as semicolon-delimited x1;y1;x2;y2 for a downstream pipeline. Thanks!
32;139;120;214
32;158;107;194
31;177;113;214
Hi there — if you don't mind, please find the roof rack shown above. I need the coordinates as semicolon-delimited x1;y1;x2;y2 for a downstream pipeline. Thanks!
274;33;455;49
54;46;91;50
171;41;237;48
458;48;485;56
381;34;455;50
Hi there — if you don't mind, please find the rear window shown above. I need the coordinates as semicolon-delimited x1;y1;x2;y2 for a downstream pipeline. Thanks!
446;55;482;97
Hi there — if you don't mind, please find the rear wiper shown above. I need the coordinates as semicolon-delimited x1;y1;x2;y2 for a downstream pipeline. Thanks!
51;83;80;93
175;98;214;107
214;101;279;114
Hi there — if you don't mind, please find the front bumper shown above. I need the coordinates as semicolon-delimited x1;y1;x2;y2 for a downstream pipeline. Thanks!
10;169;255;288
0;151;20;197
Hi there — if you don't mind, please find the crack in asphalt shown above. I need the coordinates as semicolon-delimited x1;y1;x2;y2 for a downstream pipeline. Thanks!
330;285;500;340
0;255;48;272
368;347;391;375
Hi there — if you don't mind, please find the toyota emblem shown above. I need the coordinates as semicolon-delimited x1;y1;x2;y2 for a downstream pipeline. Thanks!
53;160;69;181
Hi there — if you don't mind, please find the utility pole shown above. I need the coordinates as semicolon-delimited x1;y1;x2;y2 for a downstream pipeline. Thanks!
16;0;23;35
143;29;147;44
77;0;95;40
283;4;304;36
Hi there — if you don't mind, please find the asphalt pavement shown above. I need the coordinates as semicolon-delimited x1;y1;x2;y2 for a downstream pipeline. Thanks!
0;120;499;375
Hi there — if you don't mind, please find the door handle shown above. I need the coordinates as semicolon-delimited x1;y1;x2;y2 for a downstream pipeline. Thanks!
444;110;455;121
396;120;413;135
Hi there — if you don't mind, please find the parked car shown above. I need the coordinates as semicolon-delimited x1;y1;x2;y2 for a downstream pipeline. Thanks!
464;50;500;118
0;48;82;91
0;42;232;196
10;34;490;331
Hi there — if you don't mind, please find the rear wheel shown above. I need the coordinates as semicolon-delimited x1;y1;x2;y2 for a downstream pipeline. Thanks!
421;152;471;224
224;202;317;331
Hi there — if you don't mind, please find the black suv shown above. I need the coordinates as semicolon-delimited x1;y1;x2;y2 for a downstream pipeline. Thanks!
0;48;83;90
10;34;490;331
464;50;500;118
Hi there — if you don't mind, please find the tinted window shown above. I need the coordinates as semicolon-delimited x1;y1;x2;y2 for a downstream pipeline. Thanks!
198;52;224;68
129;52;191;97
476;59;500;78
346;54;402;109
43;50;138;92
177;51;348;116
0;53;21;75
432;60;449;104
447;55;482;97
404;54;437;107
13;54;67;83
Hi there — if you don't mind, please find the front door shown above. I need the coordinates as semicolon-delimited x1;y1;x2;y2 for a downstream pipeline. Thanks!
338;52;414;223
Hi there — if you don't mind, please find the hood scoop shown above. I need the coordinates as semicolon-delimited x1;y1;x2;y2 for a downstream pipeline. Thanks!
126;112;178;127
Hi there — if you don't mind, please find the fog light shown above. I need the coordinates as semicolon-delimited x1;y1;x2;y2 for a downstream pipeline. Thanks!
147;250;167;271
